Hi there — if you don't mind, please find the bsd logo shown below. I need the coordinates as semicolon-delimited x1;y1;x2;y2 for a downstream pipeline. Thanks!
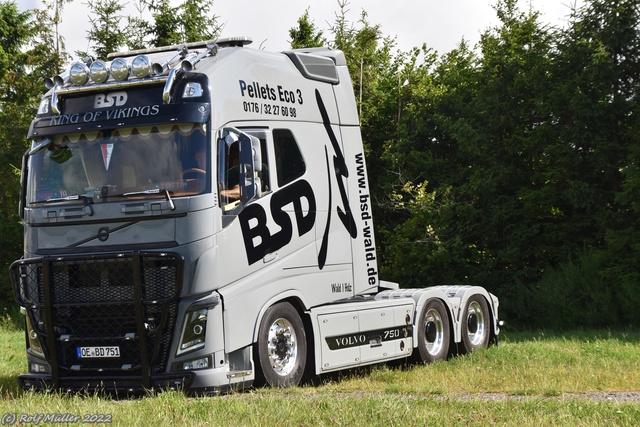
239;180;316;265
94;92;128;108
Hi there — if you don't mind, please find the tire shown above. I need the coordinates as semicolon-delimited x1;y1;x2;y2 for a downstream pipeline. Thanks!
255;302;307;388
460;295;490;353
414;299;450;363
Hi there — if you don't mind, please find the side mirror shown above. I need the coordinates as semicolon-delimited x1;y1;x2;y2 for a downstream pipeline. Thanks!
220;128;261;207
238;132;259;204
19;149;28;220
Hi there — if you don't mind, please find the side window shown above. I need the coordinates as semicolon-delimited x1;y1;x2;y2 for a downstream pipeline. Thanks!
218;128;271;213
217;136;241;210
273;129;305;187
247;131;270;195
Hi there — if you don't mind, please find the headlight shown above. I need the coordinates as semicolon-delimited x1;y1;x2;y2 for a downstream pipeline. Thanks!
177;308;208;355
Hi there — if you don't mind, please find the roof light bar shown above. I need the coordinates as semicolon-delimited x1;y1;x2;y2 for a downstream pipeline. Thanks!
43;38;229;90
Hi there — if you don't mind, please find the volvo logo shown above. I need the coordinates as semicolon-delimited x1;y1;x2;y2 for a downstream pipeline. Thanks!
97;227;110;242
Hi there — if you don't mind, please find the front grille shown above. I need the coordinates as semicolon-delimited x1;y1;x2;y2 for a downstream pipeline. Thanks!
11;252;183;389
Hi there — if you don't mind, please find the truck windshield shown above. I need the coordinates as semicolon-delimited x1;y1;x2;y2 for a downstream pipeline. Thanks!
27;122;210;203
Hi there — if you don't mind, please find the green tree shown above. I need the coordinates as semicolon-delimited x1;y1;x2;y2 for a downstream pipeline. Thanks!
0;1;62;309
462;0;555;285
146;0;180;47
126;1;152;51
381;0;558;321
86;0;128;59
289;7;325;49
44;0;73;60
554;0;640;325
85;0;221;56
179;0;220;43
381;0;640;327
380;41;481;286
324;0;407;264
515;0;640;327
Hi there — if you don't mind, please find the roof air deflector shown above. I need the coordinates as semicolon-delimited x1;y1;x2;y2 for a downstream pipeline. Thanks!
285;51;340;84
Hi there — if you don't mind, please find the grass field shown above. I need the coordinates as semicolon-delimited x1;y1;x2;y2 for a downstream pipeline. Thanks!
0;319;638;426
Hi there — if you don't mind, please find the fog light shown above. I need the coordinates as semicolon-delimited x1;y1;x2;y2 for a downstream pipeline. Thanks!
172;355;211;372
29;362;50;373
183;357;209;370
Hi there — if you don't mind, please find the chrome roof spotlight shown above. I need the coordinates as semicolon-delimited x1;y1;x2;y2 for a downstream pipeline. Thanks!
69;62;90;86
131;55;152;79
90;60;110;84
110;58;130;81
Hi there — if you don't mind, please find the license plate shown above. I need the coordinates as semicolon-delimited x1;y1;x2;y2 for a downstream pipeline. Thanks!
77;346;120;358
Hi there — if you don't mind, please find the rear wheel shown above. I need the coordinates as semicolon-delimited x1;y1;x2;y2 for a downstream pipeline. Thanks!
255;302;307;387
414;299;450;363
460;295;490;353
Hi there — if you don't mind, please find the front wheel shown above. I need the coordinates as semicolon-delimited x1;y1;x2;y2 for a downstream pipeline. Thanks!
255;302;307;388
414;299;450;363
460;295;490;353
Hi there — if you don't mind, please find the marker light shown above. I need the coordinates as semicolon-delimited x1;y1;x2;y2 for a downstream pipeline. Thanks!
37;98;50;115
90;60;109;84
131;55;152;78
69;62;90;85
110;58;130;81
183;82;203;98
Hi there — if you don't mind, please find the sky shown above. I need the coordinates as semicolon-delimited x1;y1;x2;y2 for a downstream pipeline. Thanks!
16;0;585;57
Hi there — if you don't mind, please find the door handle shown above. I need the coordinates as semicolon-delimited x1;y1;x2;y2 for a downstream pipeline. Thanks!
263;252;278;263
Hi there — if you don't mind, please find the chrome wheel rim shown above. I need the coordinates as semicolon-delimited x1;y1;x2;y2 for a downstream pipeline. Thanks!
424;308;445;356
267;317;298;376
466;301;486;346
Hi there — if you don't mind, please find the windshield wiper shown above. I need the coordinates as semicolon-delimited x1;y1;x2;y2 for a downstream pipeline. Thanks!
45;194;92;203
40;195;93;217
121;189;175;211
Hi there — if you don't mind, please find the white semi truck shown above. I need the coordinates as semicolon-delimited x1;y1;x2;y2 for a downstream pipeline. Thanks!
11;37;500;393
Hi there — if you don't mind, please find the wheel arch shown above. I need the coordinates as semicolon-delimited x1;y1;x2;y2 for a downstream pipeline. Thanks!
251;291;315;386
413;294;456;353
442;286;500;347
251;290;311;344
374;288;457;352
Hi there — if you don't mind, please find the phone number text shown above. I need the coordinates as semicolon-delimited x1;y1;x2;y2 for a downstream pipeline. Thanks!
243;101;298;118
